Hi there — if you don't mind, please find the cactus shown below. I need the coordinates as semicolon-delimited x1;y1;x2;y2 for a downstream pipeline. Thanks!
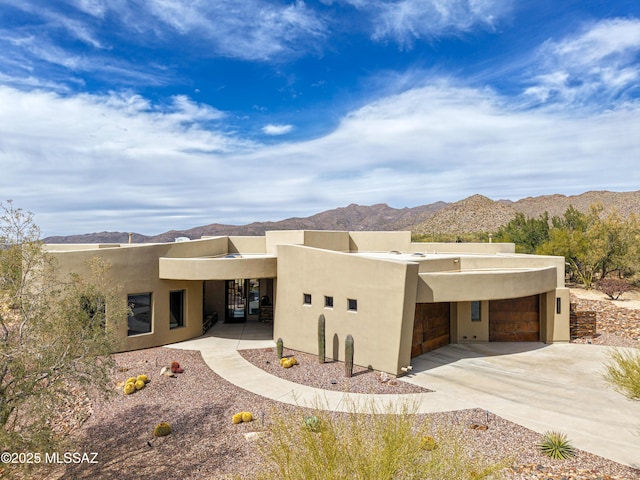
282;359;293;368
134;379;146;390
289;356;298;366
123;382;136;395
242;412;253;422
232;413;243;424
126;377;137;385
318;314;326;364
153;422;172;437
345;334;354;378
280;357;288;366
137;374;149;384
420;435;437;451
276;338;283;359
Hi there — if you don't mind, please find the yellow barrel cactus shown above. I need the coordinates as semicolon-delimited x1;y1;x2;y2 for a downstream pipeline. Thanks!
137;374;149;384
290;357;298;365
126;377;137;385
123;382;136;395
282;359;292;368
134;379;146;390
154;422;172;437
241;412;253;422
280;357;288;366
232;413;243;424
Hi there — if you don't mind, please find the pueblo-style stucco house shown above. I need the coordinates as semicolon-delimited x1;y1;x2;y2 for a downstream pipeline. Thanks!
47;230;570;376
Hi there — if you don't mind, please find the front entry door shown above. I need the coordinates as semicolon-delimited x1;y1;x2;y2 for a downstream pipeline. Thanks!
225;279;260;323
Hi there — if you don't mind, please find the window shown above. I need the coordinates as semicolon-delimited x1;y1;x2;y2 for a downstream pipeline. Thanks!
324;296;334;308
128;293;152;336
347;298;358;312
556;297;562;314
303;293;312;305
170;290;185;329
471;301;481;322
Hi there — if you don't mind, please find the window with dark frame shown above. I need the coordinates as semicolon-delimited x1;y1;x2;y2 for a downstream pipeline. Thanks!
170;290;185;329
347;298;358;312
471;300;481;321
128;292;152;336
324;296;334;308
303;293;312;305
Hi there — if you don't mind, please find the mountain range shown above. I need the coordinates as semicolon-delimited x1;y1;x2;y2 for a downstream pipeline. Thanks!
43;190;640;243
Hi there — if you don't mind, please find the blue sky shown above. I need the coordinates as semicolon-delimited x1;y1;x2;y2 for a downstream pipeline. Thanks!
0;0;639;237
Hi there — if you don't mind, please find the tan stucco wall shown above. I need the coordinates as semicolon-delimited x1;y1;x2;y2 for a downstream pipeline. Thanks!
49;242;208;352
540;288;570;343
273;244;418;375
417;266;559;303
411;242;516;254
159;256;277;280
454;301;489;342
228;236;266;254
349;231;412;252
459;254;566;287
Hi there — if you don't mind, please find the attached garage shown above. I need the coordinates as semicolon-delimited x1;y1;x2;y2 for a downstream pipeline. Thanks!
412;302;450;357
489;295;540;342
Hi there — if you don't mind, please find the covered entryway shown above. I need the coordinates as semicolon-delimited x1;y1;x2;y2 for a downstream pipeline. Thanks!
412;302;450;357
489;295;540;341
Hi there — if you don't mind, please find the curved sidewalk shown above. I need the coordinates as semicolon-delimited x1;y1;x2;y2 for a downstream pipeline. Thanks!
169;321;640;469
169;321;472;414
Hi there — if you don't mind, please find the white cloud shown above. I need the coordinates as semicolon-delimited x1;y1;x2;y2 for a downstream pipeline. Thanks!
1;78;639;237
262;124;293;135
525;18;640;106
143;0;328;61
349;0;510;47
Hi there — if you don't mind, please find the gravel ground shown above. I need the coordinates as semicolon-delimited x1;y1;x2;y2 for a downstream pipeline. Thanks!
238;347;431;394
18;291;640;480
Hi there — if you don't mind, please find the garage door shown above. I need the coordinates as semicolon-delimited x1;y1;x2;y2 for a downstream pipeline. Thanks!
489;295;540;342
412;303;450;357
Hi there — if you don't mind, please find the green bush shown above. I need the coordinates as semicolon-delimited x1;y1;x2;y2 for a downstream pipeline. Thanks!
257;400;507;480
538;431;575;460
603;348;640;400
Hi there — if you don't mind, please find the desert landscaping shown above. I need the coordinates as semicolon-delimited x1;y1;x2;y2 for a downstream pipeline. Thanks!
7;287;636;480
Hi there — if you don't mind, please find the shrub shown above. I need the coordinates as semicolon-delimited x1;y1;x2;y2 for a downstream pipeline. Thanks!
256;400;508;480
603;348;640;400
596;278;634;300
538;431;575;460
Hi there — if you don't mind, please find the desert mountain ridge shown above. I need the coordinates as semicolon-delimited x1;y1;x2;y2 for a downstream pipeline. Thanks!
43;190;640;243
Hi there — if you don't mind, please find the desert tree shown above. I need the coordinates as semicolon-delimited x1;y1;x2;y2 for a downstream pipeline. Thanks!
0;201;125;463
493;212;550;254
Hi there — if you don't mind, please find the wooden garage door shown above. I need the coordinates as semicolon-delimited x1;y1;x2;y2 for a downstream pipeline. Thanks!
489;295;540;342
412;303;450;357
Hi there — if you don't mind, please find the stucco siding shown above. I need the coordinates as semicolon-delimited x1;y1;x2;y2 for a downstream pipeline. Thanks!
273;244;417;375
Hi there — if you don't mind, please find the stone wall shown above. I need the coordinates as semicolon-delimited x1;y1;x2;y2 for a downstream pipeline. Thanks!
569;302;597;340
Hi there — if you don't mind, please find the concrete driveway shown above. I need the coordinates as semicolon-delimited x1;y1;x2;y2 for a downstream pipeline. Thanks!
403;342;640;468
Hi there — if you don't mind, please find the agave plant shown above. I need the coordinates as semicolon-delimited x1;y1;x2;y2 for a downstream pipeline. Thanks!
303;415;321;433
538;431;575;460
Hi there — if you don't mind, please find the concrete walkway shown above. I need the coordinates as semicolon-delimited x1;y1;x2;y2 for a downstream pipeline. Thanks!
169;321;640;469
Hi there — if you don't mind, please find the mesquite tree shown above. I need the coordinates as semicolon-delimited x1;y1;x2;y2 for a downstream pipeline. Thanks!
0;201;125;462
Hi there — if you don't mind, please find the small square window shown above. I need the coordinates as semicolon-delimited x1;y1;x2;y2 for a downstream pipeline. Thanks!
303;293;312;305
471;301;481;322
324;296;333;308
347;298;358;312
